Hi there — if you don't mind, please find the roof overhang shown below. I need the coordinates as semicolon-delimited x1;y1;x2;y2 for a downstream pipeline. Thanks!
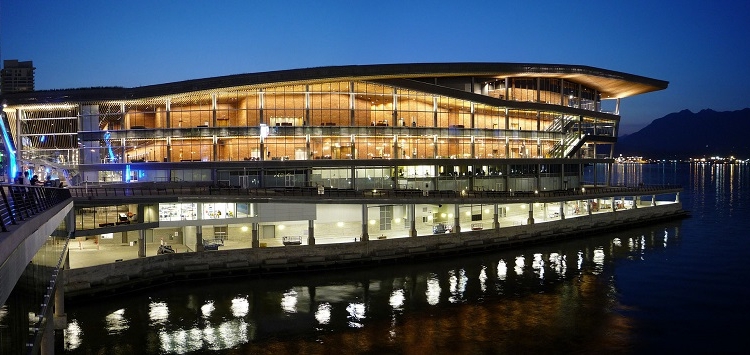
0;62;667;105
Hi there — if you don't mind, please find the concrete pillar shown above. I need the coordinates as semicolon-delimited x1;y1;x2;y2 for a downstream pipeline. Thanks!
453;204;461;233
54;283;65;317
527;203;535;225
40;306;55;355
409;204;417;237
493;204;500;230
361;204;369;242
612;197;616;211
136;204;145;223
652;195;656;206
54;252;68;330
196;225;204;252
675;192;680;203
560;201;565;220
251;222;259;248
66;208;76;235
633;196;639;209
588;200;592;215
307;220;315;245
138;229;146;257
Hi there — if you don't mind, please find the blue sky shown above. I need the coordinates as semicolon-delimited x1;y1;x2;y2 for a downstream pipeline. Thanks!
2;0;748;134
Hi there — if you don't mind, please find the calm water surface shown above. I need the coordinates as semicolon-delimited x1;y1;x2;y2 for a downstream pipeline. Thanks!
63;163;750;354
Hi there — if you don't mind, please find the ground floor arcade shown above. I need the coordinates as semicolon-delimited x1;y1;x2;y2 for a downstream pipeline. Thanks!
68;192;679;269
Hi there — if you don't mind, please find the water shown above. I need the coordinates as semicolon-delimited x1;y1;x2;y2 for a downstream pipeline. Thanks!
61;163;750;354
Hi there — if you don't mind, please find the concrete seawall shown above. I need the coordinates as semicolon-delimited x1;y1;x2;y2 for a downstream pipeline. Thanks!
65;203;687;299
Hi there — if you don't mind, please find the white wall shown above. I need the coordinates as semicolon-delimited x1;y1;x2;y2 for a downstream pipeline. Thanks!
258;203;316;222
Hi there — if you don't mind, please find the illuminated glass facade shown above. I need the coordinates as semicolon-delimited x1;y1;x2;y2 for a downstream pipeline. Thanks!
0;63;668;190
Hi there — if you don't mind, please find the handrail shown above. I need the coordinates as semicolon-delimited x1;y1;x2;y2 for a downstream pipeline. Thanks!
0;184;72;233
26;236;70;354
67;184;682;202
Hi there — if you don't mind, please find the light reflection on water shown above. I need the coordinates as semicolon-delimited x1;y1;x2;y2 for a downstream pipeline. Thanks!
65;320;83;351
104;309;128;334
64;223;682;354
389;289;404;310
200;301;214;319
62;163;750;353
346;302;366;328
156;318;251;353
231;296;250;317
148;301;168;325
425;273;441;306
314;302;331;325
497;259;508;280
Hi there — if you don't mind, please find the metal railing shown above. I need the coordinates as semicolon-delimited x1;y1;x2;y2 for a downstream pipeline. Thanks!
26;236;70;354
0;185;72;232
67;184;682;202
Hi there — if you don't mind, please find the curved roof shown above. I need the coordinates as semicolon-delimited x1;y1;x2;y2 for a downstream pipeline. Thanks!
1;62;668;105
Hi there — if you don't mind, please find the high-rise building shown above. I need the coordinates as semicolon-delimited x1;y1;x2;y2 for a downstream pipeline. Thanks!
1;60;35;94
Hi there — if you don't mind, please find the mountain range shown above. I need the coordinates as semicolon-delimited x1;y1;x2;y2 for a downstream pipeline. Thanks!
615;108;750;159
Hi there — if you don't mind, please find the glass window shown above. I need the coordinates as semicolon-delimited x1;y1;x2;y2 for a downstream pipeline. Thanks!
159;202;198;221
309;82;350;126
264;85;305;127
202;202;237;219
171;95;212;128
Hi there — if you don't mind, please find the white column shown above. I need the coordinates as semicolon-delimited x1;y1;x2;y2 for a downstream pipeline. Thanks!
361;204;369;242
410;204;417;237
252;222;259;248
308;220;315;245
195;225;204;252
453;204;461;233
493;204;500;230
138;229;146;257
527;203;535;225
560;201;565;220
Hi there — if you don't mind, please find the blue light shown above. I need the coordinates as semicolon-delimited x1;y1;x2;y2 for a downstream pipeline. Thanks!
0;113;18;179
103;131;117;162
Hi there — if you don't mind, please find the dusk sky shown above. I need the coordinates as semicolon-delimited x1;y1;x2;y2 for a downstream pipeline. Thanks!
2;0;748;135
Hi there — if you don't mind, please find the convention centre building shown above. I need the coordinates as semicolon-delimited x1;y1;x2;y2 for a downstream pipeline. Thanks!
0;62;680;265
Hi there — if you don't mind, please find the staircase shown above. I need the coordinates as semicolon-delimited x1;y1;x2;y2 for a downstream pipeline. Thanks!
547;131;587;158
546;115;584;158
